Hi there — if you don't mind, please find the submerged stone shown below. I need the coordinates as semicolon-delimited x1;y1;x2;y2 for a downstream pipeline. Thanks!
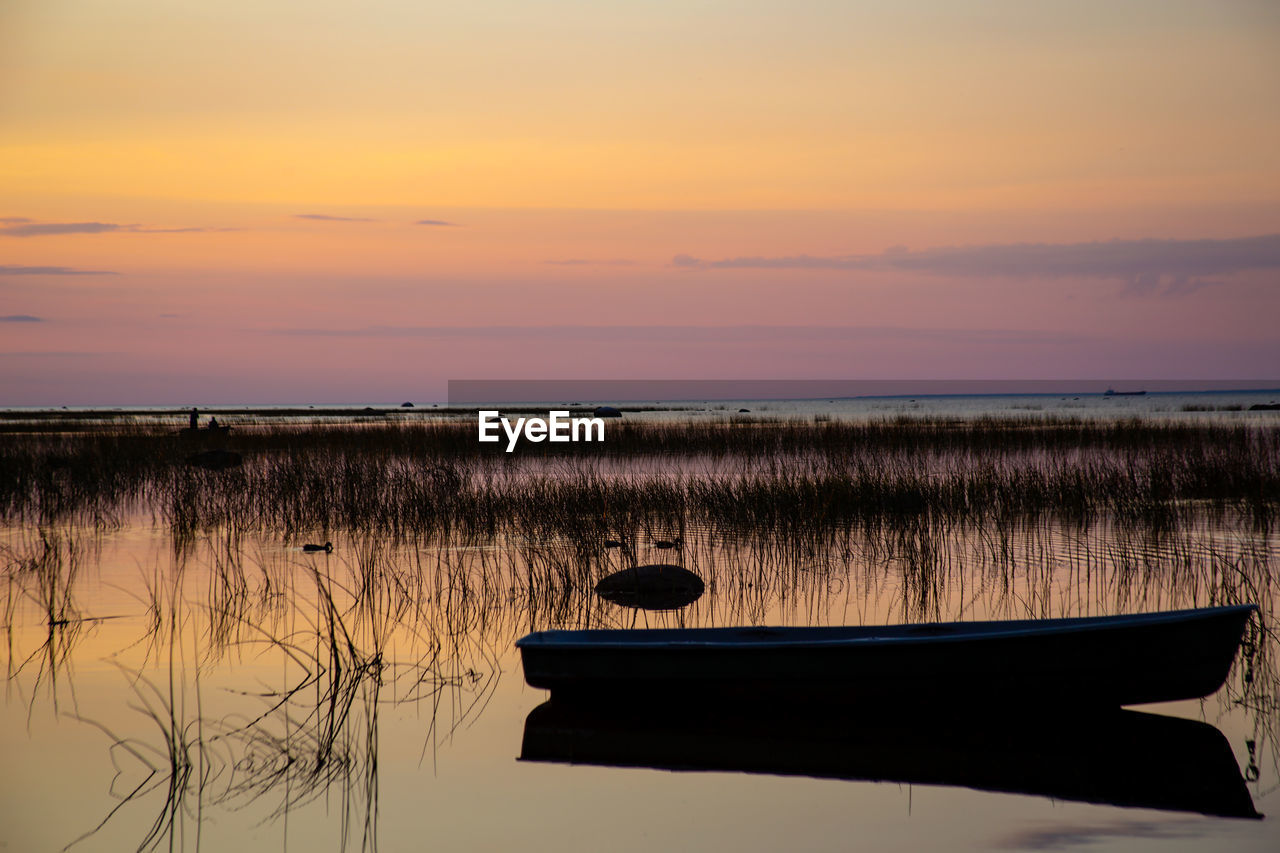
595;564;704;610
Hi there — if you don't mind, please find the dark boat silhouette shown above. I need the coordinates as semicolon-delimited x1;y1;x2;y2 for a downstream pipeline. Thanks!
519;701;1261;819
1104;388;1147;396
517;605;1256;707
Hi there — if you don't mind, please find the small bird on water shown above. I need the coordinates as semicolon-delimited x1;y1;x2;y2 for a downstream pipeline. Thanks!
302;541;333;553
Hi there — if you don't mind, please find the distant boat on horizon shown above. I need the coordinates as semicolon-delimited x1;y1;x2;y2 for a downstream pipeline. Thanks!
1104;388;1147;396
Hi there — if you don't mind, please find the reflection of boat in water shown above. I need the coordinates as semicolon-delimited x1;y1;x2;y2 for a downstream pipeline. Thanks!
516;605;1256;707
1104;388;1147;396
520;701;1261;819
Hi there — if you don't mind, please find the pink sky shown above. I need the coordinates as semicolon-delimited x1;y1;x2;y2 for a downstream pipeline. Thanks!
2;1;1278;404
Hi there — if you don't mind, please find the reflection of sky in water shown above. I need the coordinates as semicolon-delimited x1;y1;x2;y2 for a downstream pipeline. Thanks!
1;399;1277;851
2;508;1275;852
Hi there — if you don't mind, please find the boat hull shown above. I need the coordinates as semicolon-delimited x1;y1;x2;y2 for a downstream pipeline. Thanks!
517;605;1256;707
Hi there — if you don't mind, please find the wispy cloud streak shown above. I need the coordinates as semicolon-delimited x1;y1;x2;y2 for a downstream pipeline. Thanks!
268;324;1091;345
0;351;107;358
674;234;1280;294
1;221;128;237
545;258;635;266
0;265;117;275
1;220;233;237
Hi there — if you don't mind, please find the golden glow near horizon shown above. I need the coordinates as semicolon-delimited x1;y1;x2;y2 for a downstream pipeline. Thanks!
4;0;1277;210
2;1;1279;402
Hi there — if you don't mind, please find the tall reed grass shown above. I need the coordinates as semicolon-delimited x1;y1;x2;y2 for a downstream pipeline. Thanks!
2;418;1276;537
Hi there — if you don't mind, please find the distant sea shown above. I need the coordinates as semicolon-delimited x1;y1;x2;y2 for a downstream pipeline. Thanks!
4;387;1280;422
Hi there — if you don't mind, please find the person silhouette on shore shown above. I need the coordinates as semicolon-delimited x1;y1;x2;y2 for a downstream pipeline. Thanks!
208;416;220;430
189;408;198;429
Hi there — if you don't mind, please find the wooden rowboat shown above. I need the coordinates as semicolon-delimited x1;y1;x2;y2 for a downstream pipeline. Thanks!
516;604;1256;707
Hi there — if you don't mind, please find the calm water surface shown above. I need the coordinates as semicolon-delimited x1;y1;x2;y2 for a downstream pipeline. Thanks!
2;402;1278;851
2;515;1275;852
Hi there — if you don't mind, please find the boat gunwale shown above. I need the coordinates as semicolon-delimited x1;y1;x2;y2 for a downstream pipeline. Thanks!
515;604;1257;651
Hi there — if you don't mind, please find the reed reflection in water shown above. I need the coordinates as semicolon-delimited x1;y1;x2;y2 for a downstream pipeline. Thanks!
0;416;1277;850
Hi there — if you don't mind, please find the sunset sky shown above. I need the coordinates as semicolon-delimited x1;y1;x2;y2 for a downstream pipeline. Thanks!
2;0;1278;404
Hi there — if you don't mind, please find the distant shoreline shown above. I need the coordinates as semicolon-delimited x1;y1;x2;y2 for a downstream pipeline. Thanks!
0;405;692;421
5;385;1280;416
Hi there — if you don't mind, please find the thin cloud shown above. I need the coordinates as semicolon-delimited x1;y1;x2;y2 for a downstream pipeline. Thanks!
0;220;232;237
413;219;460;227
2;221;129;237
133;226;238;233
1;314;44;322
674;253;834;269
295;214;378;222
0;217;33;224
674;234;1280;294
0;351;108;358
268;324;1091;346
545;258;635;266
0;265;117;275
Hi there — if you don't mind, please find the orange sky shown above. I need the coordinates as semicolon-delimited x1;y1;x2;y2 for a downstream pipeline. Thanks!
2;1;1279;403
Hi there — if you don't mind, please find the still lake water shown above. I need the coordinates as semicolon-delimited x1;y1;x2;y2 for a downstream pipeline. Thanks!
2;399;1278;852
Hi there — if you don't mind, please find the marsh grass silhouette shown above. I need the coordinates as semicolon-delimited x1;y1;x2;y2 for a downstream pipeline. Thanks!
45;549;504;853
1;417;1276;536
1;414;1277;848
2;529;88;719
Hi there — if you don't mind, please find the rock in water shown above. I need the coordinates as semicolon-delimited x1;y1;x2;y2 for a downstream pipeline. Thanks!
595;564;704;610
593;405;622;418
